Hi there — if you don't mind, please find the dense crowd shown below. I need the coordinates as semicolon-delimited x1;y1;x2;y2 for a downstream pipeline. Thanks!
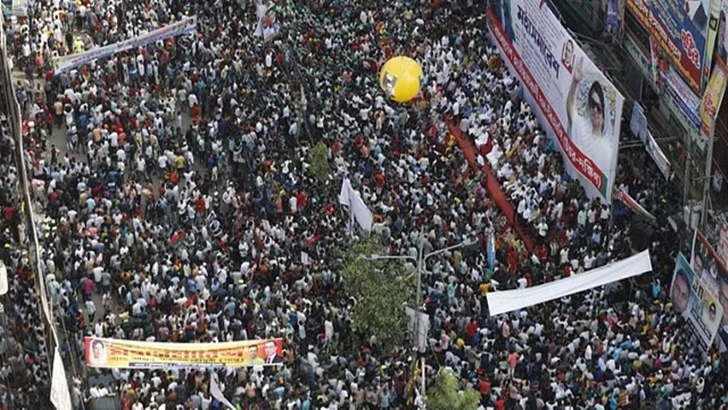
3;0;728;409
0;104;52;408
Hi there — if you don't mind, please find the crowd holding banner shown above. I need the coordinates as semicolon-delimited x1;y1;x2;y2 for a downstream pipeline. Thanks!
84;337;284;369
8;0;728;408
489;0;624;201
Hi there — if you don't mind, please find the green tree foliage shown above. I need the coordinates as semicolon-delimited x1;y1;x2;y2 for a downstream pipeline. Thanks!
426;369;481;410
341;234;412;354
307;141;330;181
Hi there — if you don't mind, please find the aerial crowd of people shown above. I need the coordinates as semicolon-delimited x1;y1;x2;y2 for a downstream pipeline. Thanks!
0;0;726;409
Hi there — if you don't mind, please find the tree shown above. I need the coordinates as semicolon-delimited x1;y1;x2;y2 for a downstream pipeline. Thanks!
426;369;481;410
341;234;412;354
307;141;330;182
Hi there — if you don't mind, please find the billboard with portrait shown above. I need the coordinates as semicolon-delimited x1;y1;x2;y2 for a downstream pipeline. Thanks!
671;252;723;350
626;0;715;93
489;0;624;201
712;0;728;66
84;337;284;369
691;230;728;350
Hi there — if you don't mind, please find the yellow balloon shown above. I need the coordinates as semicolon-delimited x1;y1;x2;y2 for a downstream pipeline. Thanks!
379;56;423;103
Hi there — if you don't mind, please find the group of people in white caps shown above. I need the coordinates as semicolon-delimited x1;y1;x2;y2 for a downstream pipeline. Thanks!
2;0;727;409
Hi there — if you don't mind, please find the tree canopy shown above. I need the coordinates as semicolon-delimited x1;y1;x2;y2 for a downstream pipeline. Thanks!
307;141;330;182
425;369;481;410
340;234;413;354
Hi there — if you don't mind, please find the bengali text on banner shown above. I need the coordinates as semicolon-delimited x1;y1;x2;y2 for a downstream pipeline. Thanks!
700;64;727;135
489;0;624;201
626;0;715;93
84;337;284;369
54;17;197;75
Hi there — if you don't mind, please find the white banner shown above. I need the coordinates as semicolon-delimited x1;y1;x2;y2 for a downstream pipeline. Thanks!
210;374;235;410
50;348;73;410
11;0;28;17
404;307;430;352
339;179;373;232
489;0;624;201
629;104;671;179
54;17;197;75
487;250;652;316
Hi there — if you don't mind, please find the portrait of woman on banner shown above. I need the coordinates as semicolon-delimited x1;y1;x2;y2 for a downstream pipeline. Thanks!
566;56;619;177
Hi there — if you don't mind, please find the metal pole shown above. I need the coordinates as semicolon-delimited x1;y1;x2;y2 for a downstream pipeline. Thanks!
414;225;424;350
701;123;717;227
684;142;691;207
415;226;425;409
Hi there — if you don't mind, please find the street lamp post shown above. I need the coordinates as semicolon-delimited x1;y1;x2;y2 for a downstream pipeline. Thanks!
362;230;476;408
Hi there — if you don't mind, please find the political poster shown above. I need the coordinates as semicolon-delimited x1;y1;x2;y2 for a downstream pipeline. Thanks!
690;229;728;350
626;0;716;93
54;17;197;75
719;223;728;268
671;252;723;351
489;0;624;202
699;64;727;135
712;0;728;66
84;337;284;369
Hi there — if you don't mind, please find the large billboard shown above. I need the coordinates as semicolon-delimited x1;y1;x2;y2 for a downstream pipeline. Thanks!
84;337;284;369
626;0;715;93
671;252;723;351
712;0;728;66
489;0;624;201
691;230;728;350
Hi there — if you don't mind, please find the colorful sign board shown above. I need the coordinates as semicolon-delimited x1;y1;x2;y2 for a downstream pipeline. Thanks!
626;0;714;93
489;0;624;201
84;337;284;369
700;64;727;135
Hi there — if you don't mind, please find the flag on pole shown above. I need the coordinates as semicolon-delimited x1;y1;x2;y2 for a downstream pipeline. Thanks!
210;374;235;410
339;178;373;232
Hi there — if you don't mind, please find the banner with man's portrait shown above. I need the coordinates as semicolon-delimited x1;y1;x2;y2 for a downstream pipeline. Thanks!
691;229;728;351
671;252;723;351
84;337;284;369
489;0;624;201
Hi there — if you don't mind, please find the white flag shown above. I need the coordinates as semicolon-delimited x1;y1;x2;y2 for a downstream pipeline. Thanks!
210;374;236;410
0;260;7;296
50;348;73;410
338;179;373;232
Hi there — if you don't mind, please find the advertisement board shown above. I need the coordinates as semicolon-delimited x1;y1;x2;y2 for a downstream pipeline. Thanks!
84;337;284;369
691;230;728;351
672;252;723;351
700;64;727;135
489;0;624;201
626;0;715;93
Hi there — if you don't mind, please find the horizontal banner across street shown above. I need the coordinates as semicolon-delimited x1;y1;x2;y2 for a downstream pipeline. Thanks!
84;337;284;369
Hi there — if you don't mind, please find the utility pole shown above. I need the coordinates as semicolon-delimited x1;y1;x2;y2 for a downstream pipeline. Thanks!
362;234;476;408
